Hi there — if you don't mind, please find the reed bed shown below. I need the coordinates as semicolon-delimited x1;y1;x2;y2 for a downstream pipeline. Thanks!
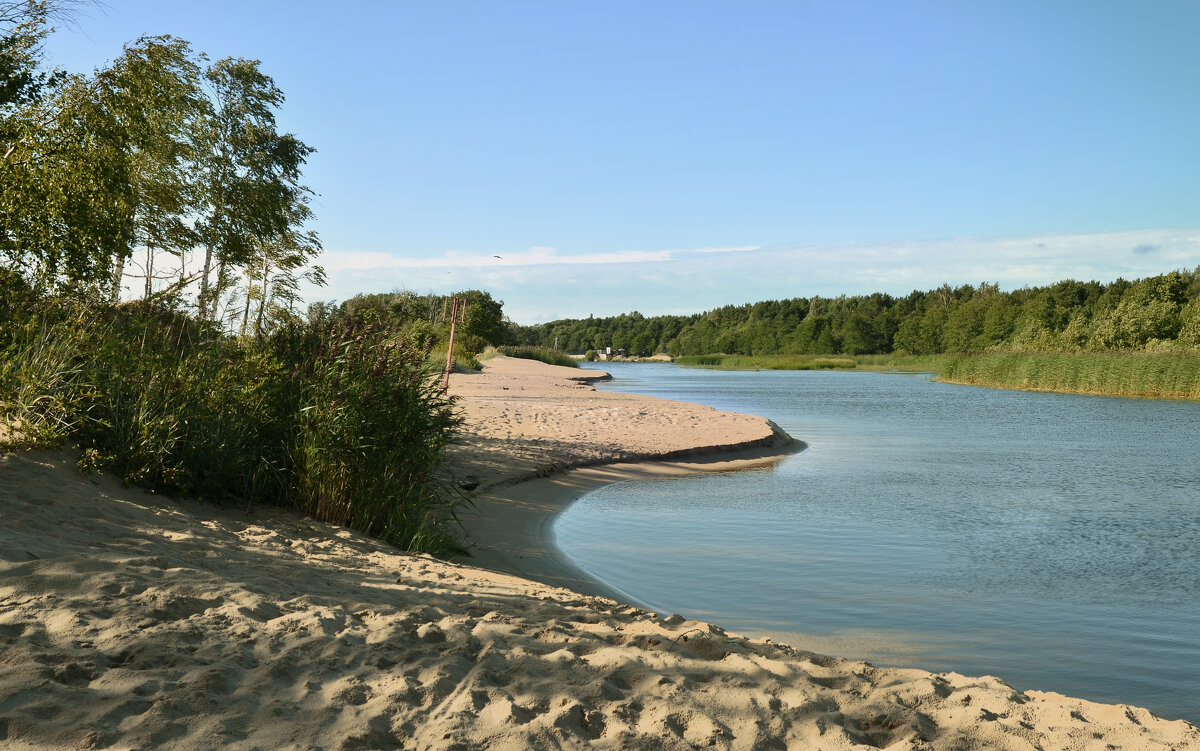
675;354;857;370
679;350;1200;401
935;352;1200;401
0;284;465;555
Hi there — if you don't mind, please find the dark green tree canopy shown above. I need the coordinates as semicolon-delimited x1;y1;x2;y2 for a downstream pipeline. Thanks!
512;269;1200;358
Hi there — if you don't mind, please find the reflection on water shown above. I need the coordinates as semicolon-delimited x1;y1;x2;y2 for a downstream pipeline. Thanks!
556;363;1200;722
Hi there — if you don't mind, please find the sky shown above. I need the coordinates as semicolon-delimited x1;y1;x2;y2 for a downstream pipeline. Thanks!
44;1;1200;323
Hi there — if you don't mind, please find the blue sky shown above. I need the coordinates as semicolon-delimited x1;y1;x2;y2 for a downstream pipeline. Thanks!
46;1;1200;323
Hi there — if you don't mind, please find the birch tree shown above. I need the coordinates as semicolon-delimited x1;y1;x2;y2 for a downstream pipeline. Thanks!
94;35;204;302
239;188;323;336
195;57;313;321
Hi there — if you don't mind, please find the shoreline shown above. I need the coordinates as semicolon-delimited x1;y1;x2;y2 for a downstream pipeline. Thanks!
458;441;803;606
447;356;802;602
1;356;1196;748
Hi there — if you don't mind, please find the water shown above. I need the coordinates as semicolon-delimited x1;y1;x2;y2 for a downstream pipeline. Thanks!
556;362;1200;722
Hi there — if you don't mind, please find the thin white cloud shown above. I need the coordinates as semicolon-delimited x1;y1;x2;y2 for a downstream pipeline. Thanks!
304;228;1200;323
318;244;763;272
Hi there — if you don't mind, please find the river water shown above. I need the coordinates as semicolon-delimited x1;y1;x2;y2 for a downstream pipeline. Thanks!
556;362;1200;722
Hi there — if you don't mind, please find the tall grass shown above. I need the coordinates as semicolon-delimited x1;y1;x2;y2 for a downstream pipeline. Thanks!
674;354;857;370
671;349;1200;401
290;321;461;552
494;345;580;368
850;353;959;373
0;306;97;446
0;279;465;555
935;352;1200;401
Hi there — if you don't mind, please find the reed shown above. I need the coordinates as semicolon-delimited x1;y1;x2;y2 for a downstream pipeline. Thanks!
936;352;1200;401
495;345;580;368
0;288;465;555
291;321;463;554
0;304;97;446
674;354;857;370
850;354;958;373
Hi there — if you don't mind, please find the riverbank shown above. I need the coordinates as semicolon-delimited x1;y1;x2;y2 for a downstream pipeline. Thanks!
676;351;1200;401
0;357;1196;749
445;356;800;598
931;351;1200;400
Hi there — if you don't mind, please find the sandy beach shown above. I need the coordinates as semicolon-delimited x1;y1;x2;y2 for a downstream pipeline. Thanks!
1;356;1197;749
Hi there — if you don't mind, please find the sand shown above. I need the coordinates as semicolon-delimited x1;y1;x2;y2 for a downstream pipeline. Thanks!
0;356;1196;750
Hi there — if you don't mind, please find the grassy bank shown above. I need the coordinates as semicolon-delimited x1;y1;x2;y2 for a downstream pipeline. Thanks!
674;354;857;370
0;281;465;555
931;352;1200;400
674;350;1200;401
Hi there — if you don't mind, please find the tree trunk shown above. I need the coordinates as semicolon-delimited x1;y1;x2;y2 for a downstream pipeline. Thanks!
144;244;155;299
254;254;270;336
109;251;127;305
209;258;227;322
240;266;253;336
199;239;215;319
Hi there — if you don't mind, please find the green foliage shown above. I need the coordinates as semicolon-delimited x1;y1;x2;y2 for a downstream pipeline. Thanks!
584;349;598;362
338;289;510;357
0;289;465;555
0;296;96;445
495;345;579;369
195;57;317;323
850;353;959;373
0;7;466;552
430;342;481;373
72;304;286;498
1;15;322;330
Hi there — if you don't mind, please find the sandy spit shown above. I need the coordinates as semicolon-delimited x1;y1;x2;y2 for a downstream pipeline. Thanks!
0;356;1195;750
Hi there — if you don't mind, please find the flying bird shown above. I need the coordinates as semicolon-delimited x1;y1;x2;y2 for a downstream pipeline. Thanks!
493;255;503;259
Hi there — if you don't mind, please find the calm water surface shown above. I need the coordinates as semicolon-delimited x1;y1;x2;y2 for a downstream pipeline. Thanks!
556;363;1200;722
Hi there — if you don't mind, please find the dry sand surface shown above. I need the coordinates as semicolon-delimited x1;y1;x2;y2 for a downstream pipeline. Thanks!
444;356;794;491
0;356;1196;750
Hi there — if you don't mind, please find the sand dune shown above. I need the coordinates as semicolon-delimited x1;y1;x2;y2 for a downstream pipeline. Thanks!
0;356;1195;749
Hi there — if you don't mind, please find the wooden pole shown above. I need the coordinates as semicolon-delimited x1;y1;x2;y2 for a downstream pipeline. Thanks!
442;296;460;394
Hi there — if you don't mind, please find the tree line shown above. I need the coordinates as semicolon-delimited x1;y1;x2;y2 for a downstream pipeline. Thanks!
512;270;1200;357
1;1;321;334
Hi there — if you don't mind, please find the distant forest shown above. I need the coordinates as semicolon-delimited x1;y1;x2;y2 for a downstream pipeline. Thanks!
511;269;1200;358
